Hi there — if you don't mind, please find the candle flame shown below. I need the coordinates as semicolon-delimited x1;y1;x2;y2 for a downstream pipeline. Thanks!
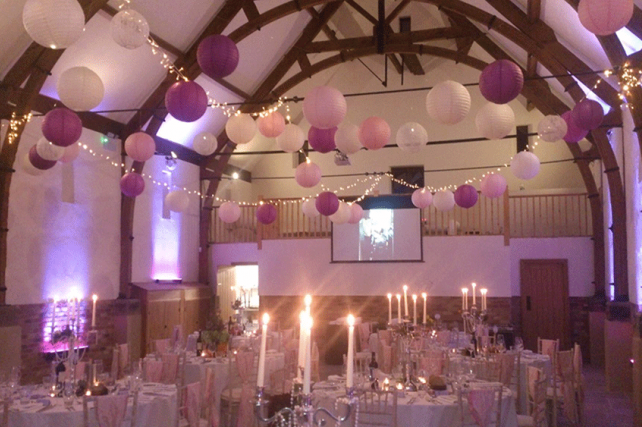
422;292;427;298
262;313;270;324
403;285;408;291
347;314;355;326
304;294;312;306
396;294;401;300
396;383;403;390
412;294;417;301
462;288;468;293
92;294;98;302
387;293;392;299
480;288;487;295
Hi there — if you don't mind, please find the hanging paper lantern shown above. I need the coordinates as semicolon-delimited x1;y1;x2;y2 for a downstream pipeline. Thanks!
165;80;208;123
479;60;524;104
302;86;347;129
110;8;149;49
197;35;239;79
225;113;256;145
125;132;156;162
41;108;82;147
56;66;104;111
578;0;633;36
561;111;589;143
295;161;322;188
480;174;507;198
433;190;455;211
192;132;217;156
59;142;80;163
348;203;364;224
257;112;285;138
411;188;433;209
475;103;515;140
276;124;305;153
454;184;479;209
315;191;339;216
22;0;85;49
359;117;390;150
21;152;45;176
510;151;540;180
572;99;604;130
256;204;277;225
537;115;568;143
120;172;145;198
330;202;351;224
396;122;427;153
165;190;190;213
334;123;361;155
218;201;241;223
302;199;320;218
308;127;337;153
36;137;64;161
426;80;471;125
28;145;56;170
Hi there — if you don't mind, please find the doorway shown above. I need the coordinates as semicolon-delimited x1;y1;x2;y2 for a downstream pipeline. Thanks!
217;264;259;331
520;259;571;351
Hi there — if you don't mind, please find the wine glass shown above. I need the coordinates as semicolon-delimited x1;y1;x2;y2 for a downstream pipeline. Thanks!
92;360;103;383
514;337;524;352
42;375;54;397
63;381;75;409
496;334;506;352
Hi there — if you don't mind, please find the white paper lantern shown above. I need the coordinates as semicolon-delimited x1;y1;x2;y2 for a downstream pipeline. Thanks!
111;8;150;49
302;199;320;218
36;137;64;161
411;188;433;209
23;0;85;49
334;123;361;155
537;115;568;143
165;190;190;212
348;203;364;224
579;0;633;35
396;122;428;152
475;103;515;140
276;124;305;153
480;173;507;198
193;132;217;156
510;151;540;180
218;201;241;223
329;201;351;224
433;190;455;211
56;66;104;111
21;153;45;176
426;80;471;125
59;142;80;163
225;114;256;145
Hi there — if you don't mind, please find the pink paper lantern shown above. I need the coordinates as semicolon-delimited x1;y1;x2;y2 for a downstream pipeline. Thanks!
561;111;588;143
330;202;351;224
480;174;507;198
479;60;524;104
572;99;604;130
197;34;239;79
302;86;347;129
257;112;285;138
578;0;633;35
165;80;208;122
295;161;322;188
411;188;433;209
454;184;479;209
348;203;364;224
308;126;337;153
59;142;80;163
218;201;241;223
256;204;277;225
41;108;82;147
125;132;156;162
120;172;145;197
359;117;390;150
315;191;339;216
28;145;56;170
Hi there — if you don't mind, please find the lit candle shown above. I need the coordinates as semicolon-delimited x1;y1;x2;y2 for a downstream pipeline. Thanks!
91;295;98;328
396;294;401;323
347;314;355;388
403;285;409;317
481;288;487;311
304;294;312;316
462;288;468;311
422;292;427;324
387;293;392;324
471;283;477;307
297;311;306;380
412;294;417;325
303;316;313;394
257;313;269;388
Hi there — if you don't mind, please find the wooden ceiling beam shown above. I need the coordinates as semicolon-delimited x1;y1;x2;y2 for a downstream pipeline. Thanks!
241;0;261;23
385;0;412;26
526;0;541;24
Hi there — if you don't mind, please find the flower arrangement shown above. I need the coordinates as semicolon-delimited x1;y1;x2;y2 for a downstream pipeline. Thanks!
231;298;243;310
201;311;229;347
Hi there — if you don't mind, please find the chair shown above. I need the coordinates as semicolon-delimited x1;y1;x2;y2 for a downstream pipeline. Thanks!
458;383;503;427
537;338;559;360
220;351;256;427
496;352;521;413
83;392;137;427
144;359;163;383
161;351;186;385
185;334;198;353
311;341;321;382
202;366;220;427
1;398;9;427
573;343;585;426
547;349;578;427
357;322;372;352
517;367;547;427
356;390;397;427
178;382;209;427
418;355;443;377
172;324;185;349
380;344;393;374
155;339;171;355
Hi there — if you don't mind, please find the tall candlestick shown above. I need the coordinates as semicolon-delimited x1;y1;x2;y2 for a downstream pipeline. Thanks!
91;295;98;328
304;294;312;316
387;293;392;325
297;311;306;380
403;285;409;317
257;313;269;388
412;294;417;325
462;288;468;311
346;314;355;388
481;288;487;311
396;294;401;323
303;316;313;394
471;283;477;307
422;292;427;324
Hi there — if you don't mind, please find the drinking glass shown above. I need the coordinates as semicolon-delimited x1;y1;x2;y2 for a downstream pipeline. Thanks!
9;366;21;387
514;337;524;352
92;360;104;383
42;375;54;396
496;334;506;352
63;381;75;409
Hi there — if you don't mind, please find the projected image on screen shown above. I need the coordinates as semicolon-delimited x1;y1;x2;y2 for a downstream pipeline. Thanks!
359;209;394;260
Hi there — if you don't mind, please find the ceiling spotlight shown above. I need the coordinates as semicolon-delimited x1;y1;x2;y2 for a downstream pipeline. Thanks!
232;172;239;180
165;155;177;171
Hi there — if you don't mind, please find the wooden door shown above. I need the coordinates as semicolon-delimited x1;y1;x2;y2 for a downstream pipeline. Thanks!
217;266;236;322
520;259;570;351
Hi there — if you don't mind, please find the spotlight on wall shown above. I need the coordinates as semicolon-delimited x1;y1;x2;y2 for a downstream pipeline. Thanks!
154;278;182;284
165;151;178;171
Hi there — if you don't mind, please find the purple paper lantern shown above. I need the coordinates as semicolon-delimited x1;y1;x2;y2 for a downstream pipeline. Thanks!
165;80;208;123
256;204;277;225
120;172;145;197
561;111;588;143
197;35;239;79
315;191;339;216
479;60;524;104
28;145;57;170
572;99;604;130
480;174;507;199
308;126;337;154
454;184;479;209
41;108;82;147
295;161;322;188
